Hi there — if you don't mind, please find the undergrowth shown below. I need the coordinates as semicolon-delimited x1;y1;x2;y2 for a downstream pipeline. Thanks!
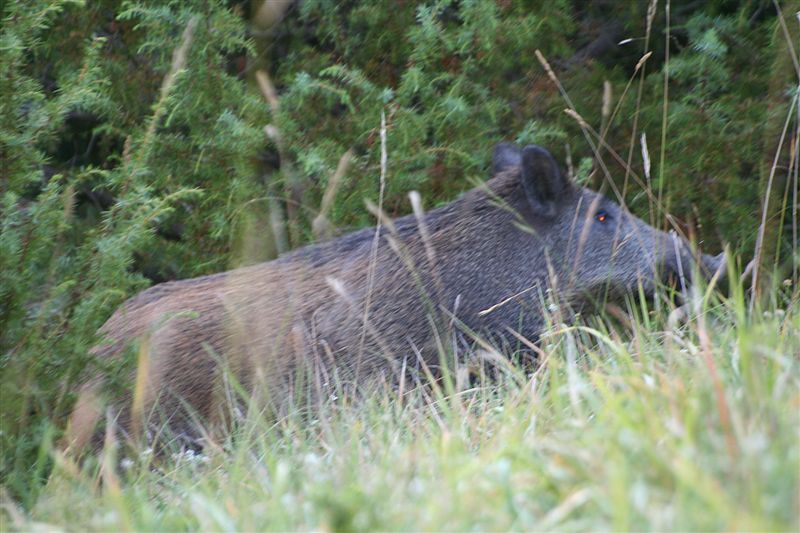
2;277;798;531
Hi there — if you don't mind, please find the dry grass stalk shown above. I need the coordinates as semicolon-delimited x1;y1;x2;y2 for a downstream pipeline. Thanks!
313;148;354;240
140;16;199;161
356;111;389;375
694;294;738;461
750;91;798;309
256;68;299;249
255;69;280;114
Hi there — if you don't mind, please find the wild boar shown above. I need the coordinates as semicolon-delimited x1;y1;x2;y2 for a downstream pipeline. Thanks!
65;143;724;450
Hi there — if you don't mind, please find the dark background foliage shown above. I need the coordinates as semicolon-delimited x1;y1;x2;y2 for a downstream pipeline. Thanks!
1;0;797;504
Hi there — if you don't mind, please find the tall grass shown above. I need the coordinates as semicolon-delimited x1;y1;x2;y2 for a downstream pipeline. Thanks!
2;272;797;531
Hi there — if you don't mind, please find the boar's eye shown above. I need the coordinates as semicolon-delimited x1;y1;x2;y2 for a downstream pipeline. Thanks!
595;210;609;223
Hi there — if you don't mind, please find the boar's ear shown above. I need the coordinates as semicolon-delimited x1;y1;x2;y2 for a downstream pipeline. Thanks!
491;142;522;176
520;145;567;218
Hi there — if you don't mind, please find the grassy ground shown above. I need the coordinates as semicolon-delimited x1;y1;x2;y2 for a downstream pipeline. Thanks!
2;275;798;531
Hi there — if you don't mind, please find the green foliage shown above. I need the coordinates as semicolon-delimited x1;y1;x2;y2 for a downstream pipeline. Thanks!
271;0;575;222
267;0;787;250
0;0;796;515
1;0;263;501
648;11;771;246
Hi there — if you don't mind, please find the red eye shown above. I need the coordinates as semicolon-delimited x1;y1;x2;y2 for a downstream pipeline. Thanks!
595;210;608;223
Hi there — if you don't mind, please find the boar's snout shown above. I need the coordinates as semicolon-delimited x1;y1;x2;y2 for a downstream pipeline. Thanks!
700;251;726;280
661;233;726;290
